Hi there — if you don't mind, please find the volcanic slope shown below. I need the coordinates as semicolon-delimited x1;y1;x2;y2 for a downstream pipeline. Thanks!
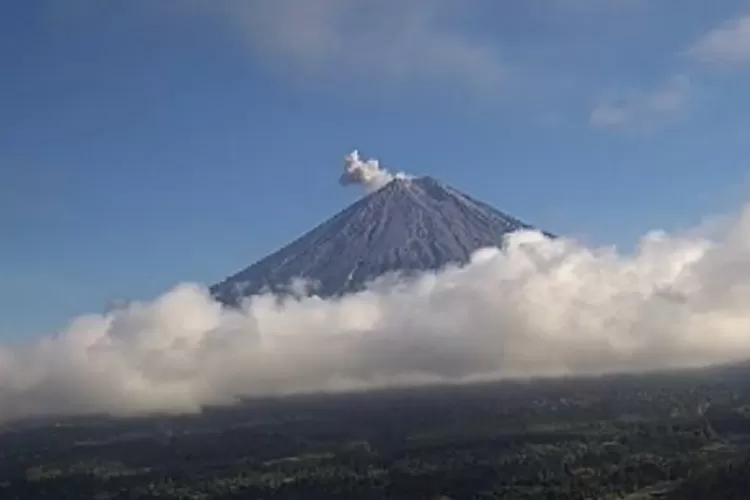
210;176;551;304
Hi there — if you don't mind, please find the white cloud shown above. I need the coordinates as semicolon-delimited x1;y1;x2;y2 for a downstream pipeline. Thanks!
8;202;750;423
687;13;750;66
211;0;509;95
589;74;692;131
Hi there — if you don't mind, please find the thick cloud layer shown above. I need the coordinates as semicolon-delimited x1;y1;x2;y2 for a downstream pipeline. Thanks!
4;206;750;424
339;150;412;192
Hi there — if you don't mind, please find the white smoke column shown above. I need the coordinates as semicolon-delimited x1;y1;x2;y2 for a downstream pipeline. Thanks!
7;205;750;423
339;150;412;193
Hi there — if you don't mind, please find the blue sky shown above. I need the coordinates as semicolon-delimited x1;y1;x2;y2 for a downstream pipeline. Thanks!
3;0;750;340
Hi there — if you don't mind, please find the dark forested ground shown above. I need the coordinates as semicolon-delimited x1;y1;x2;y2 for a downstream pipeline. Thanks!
3;365;750;499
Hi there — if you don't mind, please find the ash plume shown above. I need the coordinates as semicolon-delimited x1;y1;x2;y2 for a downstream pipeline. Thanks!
5;203;750;423
339;150;412;193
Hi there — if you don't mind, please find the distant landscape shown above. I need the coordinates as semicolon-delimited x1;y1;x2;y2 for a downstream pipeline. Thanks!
5;159;750;498
3;363;750;499
8;2;750;498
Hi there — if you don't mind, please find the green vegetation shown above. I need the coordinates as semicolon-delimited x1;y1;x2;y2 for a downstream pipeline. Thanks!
3;365;750;498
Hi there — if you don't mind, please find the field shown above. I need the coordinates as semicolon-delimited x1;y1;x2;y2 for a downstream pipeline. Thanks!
3;365;750;499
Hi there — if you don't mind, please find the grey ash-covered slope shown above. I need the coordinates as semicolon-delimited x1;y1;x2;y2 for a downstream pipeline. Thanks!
210;176;551;304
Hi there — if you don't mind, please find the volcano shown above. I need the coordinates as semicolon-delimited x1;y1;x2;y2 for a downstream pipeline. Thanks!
210;176;551;304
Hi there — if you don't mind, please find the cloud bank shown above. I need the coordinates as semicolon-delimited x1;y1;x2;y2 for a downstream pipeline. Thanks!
339;150;411;193
5;203;750;424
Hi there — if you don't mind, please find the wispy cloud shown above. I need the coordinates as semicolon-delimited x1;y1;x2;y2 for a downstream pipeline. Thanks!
687;13;750;67
554;0;647;14
214;0;509;95
591;9;750;133
589;75;692;131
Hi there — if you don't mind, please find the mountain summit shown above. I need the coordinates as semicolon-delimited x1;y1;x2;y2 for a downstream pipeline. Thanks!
210;176;550;304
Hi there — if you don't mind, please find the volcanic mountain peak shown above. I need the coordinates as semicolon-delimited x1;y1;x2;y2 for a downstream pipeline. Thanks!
210;175;549;304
